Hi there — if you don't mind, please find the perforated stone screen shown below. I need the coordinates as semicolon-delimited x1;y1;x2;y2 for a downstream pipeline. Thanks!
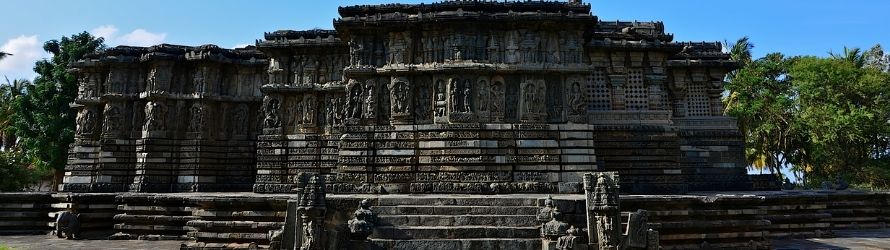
586;68;611;111
686;82;710;117
625;68;648;110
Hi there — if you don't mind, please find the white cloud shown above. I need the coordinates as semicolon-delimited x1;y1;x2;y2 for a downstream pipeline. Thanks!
91;25;118;41
90;25;167;47
232;43;251;49
0;35;47;81
118;29;167;46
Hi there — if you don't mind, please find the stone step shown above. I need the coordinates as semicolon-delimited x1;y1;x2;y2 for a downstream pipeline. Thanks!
187;231;269;241
113;214;199;223
376;197;538;206
655;219;771;230
186;220;283;232
370;238;542;250
372;226;540;240
373;205;540;215
378;215;538;227
114;224;195;232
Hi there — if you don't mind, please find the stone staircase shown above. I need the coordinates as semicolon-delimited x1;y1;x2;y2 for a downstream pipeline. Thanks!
369;196;545;250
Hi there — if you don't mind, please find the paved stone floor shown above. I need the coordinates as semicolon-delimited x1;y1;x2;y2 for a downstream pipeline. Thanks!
0;235;182;250
1;229;889;249
773;229;890;250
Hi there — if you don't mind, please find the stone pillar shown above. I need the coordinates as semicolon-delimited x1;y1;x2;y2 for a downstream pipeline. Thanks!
669;68;688;117
584;172;621;249
608;74;626;111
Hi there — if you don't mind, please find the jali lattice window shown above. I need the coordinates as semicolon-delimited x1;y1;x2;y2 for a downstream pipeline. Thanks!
586;68;611;111
686;82;710;117
625;69;648;110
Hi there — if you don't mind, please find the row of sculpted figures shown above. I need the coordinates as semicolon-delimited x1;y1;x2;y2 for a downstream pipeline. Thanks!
267;53;347;86
75;100;257;140
260;74;592;129
75;63;265;100
347;28;585;66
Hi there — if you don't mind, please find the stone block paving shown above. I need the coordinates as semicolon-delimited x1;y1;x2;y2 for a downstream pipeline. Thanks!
0;235;182;250
773;229;890;250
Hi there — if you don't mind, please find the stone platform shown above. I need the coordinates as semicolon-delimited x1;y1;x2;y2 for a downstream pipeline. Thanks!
0;190;888;249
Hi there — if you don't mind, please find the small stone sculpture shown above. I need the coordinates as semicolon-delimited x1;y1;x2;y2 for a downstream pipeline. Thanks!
537;196;556;222
555;226;580;250
347;199;377;240
54;210;80;240
541;207;569;239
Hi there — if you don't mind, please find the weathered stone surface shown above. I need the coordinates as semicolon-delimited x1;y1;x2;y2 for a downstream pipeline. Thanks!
57;0;757;195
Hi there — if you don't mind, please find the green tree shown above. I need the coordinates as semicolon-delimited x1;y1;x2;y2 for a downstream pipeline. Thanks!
0;78;30;150
8;32;104;189
0;150;36;191
725;52;802;180
723;37;755;115
789;54;890;188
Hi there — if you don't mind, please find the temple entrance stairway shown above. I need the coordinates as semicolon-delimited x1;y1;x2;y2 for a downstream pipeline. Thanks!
367;195;545;250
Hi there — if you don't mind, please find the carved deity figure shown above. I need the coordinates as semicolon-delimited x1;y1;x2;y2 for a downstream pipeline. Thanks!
303;95;316;125
292;96;304;127
435;80;446;117
365;83;376;118
269;57;285;84
302;57;317;84
193;67;207;94
263;96;281;129
415;82;431;120
76;109;96;136
449;79;459;113
491;82;504;113
477;80;489;112
143;101;167;131
568;82;585;115
524;83;537;113
102;104;121;135
348;38;364;66
462;80;472;112
232;104;248;135
347;81;363;119
188;103;206;133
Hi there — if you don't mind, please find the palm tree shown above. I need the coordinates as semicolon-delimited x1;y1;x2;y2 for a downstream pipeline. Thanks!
723;36;754;115
829;47;866;68
0;77;29;151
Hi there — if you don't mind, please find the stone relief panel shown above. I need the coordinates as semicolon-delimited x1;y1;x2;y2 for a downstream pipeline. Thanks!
413;76;433;124
75;108;97;137
263;96;282;129
389;76;413;123
188;102;207;135
143;101;167;132
156;69;171;94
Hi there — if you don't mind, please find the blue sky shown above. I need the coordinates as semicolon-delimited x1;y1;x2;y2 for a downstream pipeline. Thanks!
1;0;888;81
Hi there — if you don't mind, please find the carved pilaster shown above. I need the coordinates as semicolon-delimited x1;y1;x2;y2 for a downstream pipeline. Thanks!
389;76;413;124
669;69;689;117
609;74;626;110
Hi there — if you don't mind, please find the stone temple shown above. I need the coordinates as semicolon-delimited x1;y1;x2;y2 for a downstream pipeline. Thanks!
63;0;749;195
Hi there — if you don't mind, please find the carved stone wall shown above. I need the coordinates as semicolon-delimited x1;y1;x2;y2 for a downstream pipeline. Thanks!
64;45;266;192
65;1;753;194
